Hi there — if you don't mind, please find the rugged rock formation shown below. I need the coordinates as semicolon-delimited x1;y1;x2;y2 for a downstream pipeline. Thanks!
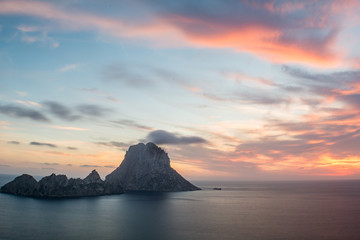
1;142;200;197
106;142;200;191
1;170;123;198
0;174;39;197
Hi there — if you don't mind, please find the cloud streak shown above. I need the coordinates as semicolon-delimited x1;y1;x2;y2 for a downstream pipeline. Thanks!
111;119;153;131
43;101;81;121
59;63;81;72
102;64;153;87
51;126;88;131
77;88;120;103
67;147;78;150
76;104;110;117
0;104;49;122
14;100;42;107
282;65;360;84
80;164;101;168
43;101;111;121
42;162;59;166
96;141;129;150
16;24;59;48
30;142;57;148
146;130;207;145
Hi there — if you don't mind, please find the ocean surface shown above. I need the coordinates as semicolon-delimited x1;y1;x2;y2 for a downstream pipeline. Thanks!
1;175;360;240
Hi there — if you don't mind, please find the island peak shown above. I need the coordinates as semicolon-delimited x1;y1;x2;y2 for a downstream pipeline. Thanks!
106;142;200;192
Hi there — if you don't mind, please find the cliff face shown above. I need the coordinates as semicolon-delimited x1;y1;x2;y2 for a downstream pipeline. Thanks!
0;170;123;198
105;142;200;191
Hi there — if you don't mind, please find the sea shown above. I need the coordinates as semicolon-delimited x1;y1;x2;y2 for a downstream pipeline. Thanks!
1;174;360;240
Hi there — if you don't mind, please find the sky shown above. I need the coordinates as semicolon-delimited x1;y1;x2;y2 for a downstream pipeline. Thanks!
1;0;360;180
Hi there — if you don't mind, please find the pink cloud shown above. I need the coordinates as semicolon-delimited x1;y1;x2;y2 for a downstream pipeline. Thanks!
0;0;351;67
162;12;340;67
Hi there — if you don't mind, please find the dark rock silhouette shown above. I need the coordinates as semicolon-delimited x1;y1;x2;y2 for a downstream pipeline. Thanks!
1;170;123;198
1;142;200;198
0;174;38;197
106;142;200;191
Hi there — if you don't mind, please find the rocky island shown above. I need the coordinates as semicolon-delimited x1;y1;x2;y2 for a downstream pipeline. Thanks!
106;142;200;191
0;142;200;198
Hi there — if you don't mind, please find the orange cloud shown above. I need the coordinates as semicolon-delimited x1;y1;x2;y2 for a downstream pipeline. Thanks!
173;19;339;66
315;155;360;176
0;0;345;67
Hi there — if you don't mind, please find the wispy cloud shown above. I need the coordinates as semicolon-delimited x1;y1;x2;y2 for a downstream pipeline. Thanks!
80;164;101;168
14;100;42;107
106;96;119;103
16;24;59;48
51;125;88;131
77;88;120;103
0;104;49;122
42;162;59;166
282;65;360;84
30;141;57;148
44;151;72;156
59;63;81;72
111;119;153;131
76;104;110;117
222;71;275;87
200;91;290;106
43;101;81;121
1;100;111;123
43;101;112;121
146;130;207;145
7;141;20;144
67;146;78;150
104;165;116;168
102;64;152;87
281;65;360;109
15;91;27;97
17;25;39;32
96;141;129;150
42;167;55;170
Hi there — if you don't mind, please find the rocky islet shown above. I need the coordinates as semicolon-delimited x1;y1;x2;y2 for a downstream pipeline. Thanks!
0;142;200;198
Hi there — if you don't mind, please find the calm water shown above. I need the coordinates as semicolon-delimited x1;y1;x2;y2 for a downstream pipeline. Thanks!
1;175;360;240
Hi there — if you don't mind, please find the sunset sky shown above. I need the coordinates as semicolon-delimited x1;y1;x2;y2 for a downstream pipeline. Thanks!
1;0;360;180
